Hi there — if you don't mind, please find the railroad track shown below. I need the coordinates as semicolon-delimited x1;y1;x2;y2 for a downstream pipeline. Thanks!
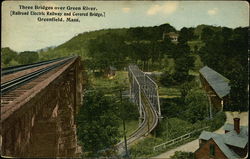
114;65;160;156
116;90;158;154
1;57;69;76
1;56;76;95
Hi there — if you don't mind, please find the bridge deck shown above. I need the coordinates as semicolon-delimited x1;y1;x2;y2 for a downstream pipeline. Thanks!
1;59;66;84
1;57;77;122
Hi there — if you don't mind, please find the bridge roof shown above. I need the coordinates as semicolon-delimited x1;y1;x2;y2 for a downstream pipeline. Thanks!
199;66;230;98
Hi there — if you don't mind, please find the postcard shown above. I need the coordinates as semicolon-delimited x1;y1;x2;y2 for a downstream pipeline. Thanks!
1;1;249;158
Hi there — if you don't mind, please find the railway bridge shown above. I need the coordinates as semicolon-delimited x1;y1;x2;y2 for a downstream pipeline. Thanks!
1;56;83;157
117;64;162;155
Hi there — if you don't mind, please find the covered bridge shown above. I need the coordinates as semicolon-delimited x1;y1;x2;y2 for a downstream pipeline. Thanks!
199;66;230;111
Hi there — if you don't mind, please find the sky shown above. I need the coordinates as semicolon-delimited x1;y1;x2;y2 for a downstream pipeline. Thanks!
1;1;249;52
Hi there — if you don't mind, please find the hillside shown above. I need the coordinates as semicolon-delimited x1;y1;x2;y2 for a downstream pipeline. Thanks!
38;23;177;61
39;29;128;60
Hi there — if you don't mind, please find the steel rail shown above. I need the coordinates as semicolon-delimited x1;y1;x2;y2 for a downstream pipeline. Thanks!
1;56;75;95
116;65;159;156
116;91;158;155
141;90;158;133
1;56;72;76
99;64;159;156
128;91;158;141
116;101;147;149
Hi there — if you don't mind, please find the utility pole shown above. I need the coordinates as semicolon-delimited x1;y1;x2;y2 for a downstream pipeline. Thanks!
120;89;129;158
207;91;217;119
147;117;150;132
208;95;213;119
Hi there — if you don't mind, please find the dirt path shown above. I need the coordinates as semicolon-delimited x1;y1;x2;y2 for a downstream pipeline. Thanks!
151;111;248;159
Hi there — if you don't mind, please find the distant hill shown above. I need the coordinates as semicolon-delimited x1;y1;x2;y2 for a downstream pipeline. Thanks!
194;24;224;39
39;23;177;60
37;46;57;53
39;28;129;60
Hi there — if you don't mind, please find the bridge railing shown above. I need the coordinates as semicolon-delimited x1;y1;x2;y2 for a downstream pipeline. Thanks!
128;65;143;119
153;126;209;151
128;65;161;118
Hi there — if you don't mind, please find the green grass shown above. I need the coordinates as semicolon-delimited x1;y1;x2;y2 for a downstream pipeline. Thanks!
188;40;205;52
162;58;175;73
189;70;199;76
118;120;139;141
130;136;196;158
90;71;129;92
158;86;181;98
192;54;204;71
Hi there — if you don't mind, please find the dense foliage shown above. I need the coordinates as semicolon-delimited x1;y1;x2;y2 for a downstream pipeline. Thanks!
198;26;248;111
1;48;39;67
76;90;120;156
17;51;39;65
76;75;139;156
1;47;18;67
159;27;195;86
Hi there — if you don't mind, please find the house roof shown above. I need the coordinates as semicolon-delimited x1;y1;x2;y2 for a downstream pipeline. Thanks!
199;131;219;140
199;131;241;158
199;122;248;158
166;32;178;37
212;136;241;159
223;123;248;137
222;130;248;148
199;66;230;98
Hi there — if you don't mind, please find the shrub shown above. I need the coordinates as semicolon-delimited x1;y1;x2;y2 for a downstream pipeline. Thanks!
130;137;163;158
170;151;194;159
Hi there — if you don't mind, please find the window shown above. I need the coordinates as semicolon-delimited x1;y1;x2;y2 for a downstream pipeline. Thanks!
210;144;215;156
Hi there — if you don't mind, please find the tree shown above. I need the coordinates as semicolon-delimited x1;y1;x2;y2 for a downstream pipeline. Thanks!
200;27;215;42
178;27;195;44
227;67;248;111
17;51;39;65
180;82;193;99
134;42;151;71
76;90;120;156
1;47;18;67
160;71;174;86
198;27;248;112
9;59;20;66
182;89;208;123
173;54;194;83
87;33;127;73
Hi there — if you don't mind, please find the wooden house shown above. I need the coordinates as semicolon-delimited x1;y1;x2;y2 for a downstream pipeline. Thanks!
163;32;179;42
199;66;230;111
107;66;117;77
195;118;248;159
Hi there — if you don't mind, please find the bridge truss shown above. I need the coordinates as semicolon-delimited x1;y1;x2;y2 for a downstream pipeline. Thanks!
128;64;161;121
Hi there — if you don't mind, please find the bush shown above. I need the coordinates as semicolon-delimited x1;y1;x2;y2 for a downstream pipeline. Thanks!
181;89;209;123
130;137;163;158
121;99;139;121
76;90;120;156
170;151;194;159
160;71;174;86
156;118;193;140
207;111;226;131
160;97;184;118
